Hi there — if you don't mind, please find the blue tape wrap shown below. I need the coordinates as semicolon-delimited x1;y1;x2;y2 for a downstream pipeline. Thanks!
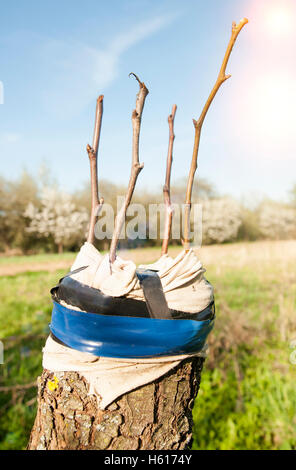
50;301;215;359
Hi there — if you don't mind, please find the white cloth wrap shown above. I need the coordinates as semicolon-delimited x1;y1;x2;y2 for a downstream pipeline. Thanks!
43;243;214;409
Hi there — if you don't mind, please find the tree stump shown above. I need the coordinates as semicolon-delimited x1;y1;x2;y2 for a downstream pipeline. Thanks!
28;357;204;450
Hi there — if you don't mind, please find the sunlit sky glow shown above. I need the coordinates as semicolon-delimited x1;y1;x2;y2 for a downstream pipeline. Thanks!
0;0;295;203
265;4;293;35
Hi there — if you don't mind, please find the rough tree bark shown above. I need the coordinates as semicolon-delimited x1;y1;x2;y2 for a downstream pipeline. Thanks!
28;357;204;450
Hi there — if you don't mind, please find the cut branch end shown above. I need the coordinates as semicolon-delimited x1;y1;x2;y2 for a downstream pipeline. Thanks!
109;74;149;264
86;94;104;244
129;72;149;96
183;18;248;250
161;104;177;256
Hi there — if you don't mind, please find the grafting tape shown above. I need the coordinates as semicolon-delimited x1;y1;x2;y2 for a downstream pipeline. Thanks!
50;301;215;359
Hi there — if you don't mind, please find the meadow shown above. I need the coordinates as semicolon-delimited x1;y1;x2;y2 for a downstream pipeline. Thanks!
0;240;295;450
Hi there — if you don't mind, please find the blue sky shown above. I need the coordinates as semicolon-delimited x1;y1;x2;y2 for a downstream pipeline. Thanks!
0;0;295;202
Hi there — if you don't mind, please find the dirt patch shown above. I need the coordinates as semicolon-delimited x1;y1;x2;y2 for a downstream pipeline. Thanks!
0;260;74;276
1;240;296;276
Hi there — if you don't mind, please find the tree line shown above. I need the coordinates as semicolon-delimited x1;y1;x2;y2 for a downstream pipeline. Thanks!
0;170;295;254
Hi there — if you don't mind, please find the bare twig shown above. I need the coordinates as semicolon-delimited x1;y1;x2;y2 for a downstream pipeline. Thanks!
0;381;37;393
109;74;149;264
161;104;177;256
0;382;37;416
26;397;37;407
87;95;104;244
183;18;248;251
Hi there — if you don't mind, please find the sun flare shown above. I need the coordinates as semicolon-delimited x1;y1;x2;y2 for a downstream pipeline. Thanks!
266;5;293;35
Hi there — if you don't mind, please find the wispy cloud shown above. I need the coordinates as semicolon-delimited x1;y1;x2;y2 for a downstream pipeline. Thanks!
110;15;174;55
40;15;176;118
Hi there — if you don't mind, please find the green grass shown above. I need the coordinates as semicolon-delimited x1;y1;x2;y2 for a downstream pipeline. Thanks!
193;359;296;450
0;246;296;449
192;263;296;450
0;252;75;266
0;270;66;450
